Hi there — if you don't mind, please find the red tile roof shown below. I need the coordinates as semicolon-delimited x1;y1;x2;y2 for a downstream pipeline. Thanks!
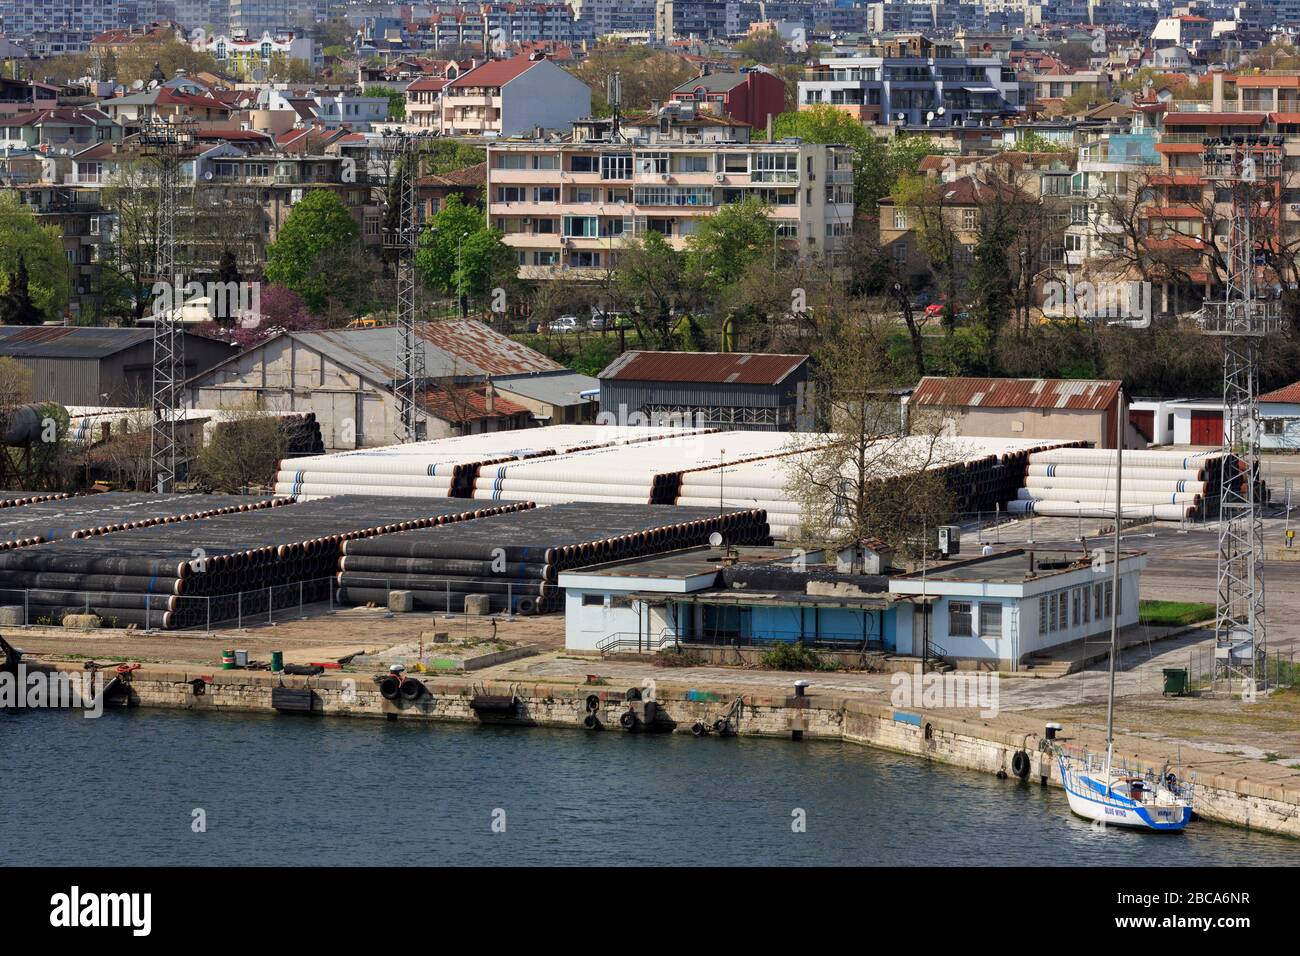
421;386;529;422
447;56;541;89
598;351;808;386
1260;381;1300;403
911;377;1122;411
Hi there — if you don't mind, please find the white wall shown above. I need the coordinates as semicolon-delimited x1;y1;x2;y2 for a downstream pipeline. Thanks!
500;61;592;137
1261;401;1300;451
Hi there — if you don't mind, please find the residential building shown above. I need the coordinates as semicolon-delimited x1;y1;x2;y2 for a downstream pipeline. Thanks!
404;76;446;130
0;0;118;54
1259;381;1300;450
668;67;787;131
598;351;814;431
440;53;591;137
798;47;1024;128
485;103;854;280
229;0;328;36
192;30;315;79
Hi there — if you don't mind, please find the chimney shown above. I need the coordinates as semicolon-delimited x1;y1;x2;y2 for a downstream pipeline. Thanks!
1212;71;1224;112
484;379;495;414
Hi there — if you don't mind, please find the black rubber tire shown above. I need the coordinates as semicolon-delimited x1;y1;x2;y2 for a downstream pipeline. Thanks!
625;687;642;702
713;719;729;734
399;678;424;701
585;694;600;712
1011;750;1031;779
378;675;401;700
583;713;599;730
691;722;707;737
619;710;637;730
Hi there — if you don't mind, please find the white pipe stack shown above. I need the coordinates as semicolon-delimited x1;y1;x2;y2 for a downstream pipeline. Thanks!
1011;447;1230;521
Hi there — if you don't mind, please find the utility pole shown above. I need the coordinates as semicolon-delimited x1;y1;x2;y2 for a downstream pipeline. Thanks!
140;118;195;493
1198;134;1283;691
382;131;428;443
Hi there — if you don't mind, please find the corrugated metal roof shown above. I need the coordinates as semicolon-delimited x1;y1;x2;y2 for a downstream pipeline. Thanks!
289;320;561;384
493;370;598;406
598;351;808;386
0;326;155;359
911;376;1122;411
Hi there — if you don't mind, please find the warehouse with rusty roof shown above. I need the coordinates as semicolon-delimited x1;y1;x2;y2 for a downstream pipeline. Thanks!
597;351;813;432
909;376;1144;449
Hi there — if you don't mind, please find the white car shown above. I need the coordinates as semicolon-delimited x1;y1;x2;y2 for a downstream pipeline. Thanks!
548;315;579;333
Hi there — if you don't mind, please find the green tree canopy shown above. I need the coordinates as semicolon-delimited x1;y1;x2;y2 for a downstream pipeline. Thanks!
685;197;775;291
0;193;71;322
415;194;513;309
771;105;939;214
264;190;360;311
363;84;406;121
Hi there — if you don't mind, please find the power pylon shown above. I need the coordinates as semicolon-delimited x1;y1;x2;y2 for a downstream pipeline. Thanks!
381;131;428;442
1198;134;1283;690
140;118;195;492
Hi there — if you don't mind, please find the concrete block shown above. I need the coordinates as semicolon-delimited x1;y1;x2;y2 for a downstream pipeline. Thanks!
63;614;102;630
463;594;490;616
0;605;25;626
388;590;414;613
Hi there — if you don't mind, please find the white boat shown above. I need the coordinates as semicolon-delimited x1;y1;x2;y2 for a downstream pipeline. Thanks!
1055;391;1194;832
1058;748;1193;830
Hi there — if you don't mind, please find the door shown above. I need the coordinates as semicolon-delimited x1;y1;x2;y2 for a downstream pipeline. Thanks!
1190;410;1222;446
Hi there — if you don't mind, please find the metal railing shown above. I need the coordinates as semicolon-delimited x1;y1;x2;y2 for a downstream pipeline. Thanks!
597;629;680;656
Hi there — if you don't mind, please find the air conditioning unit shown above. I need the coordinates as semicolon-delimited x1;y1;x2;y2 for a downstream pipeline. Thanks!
714;172;725;182
660;172;671;181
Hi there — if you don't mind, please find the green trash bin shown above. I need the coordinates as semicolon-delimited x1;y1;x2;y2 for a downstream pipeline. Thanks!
270;650;284;673
1162;668;1188;696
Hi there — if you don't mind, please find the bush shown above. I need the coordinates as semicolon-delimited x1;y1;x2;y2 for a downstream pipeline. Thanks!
759;640;826;671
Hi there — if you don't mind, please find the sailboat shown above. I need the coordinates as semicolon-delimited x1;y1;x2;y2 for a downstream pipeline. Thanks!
1055;392;1194;831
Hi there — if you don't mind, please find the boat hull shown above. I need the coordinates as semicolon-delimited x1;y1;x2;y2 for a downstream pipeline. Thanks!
1063;782;1192;830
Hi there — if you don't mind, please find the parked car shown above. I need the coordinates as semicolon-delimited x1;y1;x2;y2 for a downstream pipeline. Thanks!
589;314;608;330
548;315;579;333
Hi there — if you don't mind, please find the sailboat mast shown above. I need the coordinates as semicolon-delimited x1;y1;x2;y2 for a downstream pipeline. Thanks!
1104;390;1125;783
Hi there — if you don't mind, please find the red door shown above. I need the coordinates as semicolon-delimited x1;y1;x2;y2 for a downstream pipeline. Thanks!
1190;410;1222;446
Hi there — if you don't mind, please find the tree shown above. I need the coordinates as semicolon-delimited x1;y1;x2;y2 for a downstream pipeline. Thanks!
193;406;289;493
0;193;71;322
265;190;360;312
364;84;406;121
771;106;938;214
685;196;774;291
568;45;697;115
784;315;957;557
424;139;485;176
0;254;43;325
415;194;512;313
102;158;161;322
735;31;789;65
612;231;701;349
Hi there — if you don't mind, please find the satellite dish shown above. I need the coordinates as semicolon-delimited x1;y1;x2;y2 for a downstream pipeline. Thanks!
708;532;724;548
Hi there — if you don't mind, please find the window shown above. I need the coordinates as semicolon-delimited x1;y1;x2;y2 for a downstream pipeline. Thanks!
534;186;558;202
1082;586;1090;625
754;152;797;182
637;152;668;175
570;155;597;173
1094;583;1103;619
1071;588;1080;627
581;593;604;607
949;601;973;637
1058;592;1068;629
673;153;710;173
893;241;907;266
496;186;525;203
534;218;556;234
562;215;598;237
1049;593;1058;632
532;153;559;170
496;153;528;169
1038;596;1048;635
962;207;978;230
893;207;909;230
979;603;1002;638
600;152;632;180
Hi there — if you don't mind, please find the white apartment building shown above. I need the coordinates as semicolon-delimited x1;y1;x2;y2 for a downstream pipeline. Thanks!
485;104;856;280
441;53;592;138
799;52;1023;127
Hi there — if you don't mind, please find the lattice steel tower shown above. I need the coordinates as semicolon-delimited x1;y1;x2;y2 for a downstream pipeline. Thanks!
1198;134;1283;689
140;119;195;493
381;132;427;442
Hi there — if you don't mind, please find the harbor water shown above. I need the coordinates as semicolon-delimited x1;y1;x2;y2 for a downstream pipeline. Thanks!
2;708;1295;866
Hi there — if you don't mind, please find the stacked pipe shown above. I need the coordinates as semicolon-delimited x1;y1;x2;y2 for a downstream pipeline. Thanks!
473;431;820;506
273;424;712;499
0;493;288;552
0;496;535;629
0;491;76;509
336;502;771;615
674;437;1073;539
1009;448;1234;520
